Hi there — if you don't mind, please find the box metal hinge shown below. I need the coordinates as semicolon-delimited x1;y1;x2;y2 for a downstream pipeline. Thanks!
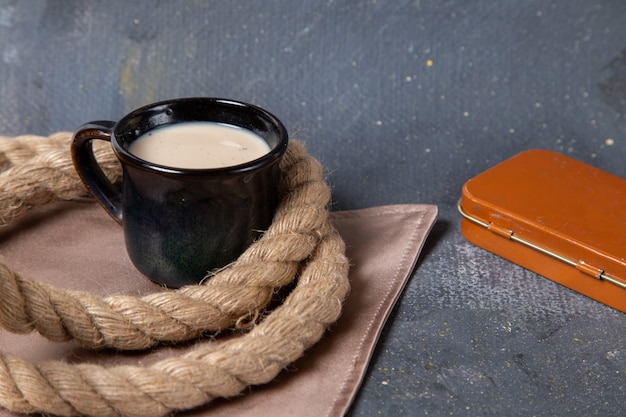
458;200;626;290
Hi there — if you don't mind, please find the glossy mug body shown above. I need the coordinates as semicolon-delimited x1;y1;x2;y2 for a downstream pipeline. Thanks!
71;98;288;288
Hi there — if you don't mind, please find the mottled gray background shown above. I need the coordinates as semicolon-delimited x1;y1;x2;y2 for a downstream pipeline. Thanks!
1;1;625;416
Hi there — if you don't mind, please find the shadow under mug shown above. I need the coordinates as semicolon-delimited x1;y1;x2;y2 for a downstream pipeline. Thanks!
71;97;289;288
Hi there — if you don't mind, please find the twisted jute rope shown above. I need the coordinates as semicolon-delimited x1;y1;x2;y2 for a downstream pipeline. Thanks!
0;132;350;417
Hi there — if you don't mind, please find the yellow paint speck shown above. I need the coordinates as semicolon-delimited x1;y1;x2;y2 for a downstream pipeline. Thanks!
426;59;433;67
606;138;615;146
120;45;142;102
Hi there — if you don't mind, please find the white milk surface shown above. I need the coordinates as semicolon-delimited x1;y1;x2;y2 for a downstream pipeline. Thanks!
129;122;270;169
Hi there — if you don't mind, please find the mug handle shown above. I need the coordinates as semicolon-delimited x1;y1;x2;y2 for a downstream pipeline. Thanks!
71;121;123;224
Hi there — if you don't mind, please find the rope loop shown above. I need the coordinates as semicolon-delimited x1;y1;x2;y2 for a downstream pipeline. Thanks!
0;133;350;417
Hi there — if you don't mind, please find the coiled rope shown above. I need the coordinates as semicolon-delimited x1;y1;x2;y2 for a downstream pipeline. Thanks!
0;132;350;417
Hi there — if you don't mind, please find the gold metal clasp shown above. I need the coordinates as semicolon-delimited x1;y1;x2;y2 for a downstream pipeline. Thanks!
457;200;626;290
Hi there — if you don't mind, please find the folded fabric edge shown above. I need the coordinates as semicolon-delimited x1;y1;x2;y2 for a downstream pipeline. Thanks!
329;204;439;417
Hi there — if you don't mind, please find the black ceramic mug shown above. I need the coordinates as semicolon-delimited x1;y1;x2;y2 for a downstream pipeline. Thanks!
71;98;288;288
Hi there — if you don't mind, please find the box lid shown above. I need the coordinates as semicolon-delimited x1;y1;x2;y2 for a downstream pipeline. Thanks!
460;149;626;288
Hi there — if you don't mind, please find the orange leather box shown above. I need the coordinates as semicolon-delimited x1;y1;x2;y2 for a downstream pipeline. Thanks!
459;149;626;313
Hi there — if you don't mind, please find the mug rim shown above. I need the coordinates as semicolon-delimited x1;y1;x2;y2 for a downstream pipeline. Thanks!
110;97;289;177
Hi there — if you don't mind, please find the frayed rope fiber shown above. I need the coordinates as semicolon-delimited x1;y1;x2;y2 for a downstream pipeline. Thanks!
0;132;350;417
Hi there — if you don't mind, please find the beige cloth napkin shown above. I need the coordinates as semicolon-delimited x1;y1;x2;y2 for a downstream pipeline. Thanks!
0;202;437;417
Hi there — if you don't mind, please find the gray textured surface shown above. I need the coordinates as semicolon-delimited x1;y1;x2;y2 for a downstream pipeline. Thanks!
1;1;625;416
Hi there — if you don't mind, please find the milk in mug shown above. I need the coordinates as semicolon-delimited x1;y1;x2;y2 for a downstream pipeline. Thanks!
129;122;271;169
